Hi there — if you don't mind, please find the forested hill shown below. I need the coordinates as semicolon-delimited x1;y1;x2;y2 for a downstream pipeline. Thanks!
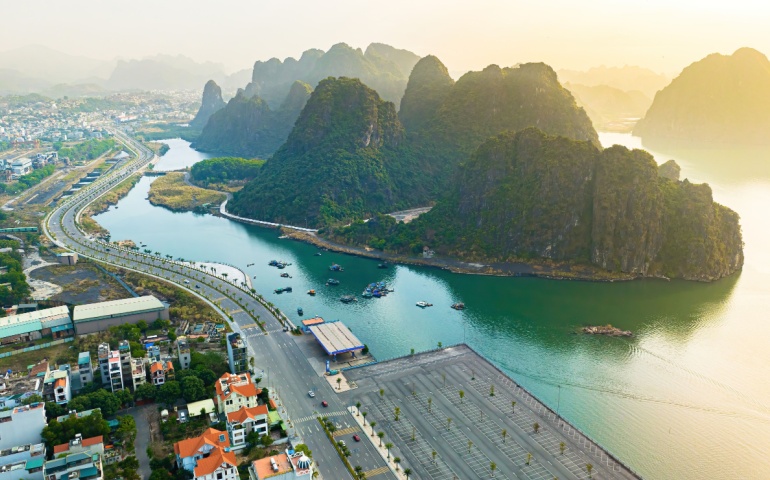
400;59;599;196
634;47;770;147
330;128;743;282
228;77;412;227
245;43;420;109
189;80;225;129
192;81;312;158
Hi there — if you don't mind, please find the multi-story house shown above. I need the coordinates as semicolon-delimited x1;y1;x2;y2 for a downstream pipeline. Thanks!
43;451;103;480
177;336;191;369
150;361;174;386
226;405;269;449
0;403;46;450
174;428;237;480
226;333;248;374
215;372;260;415
42;369;70;405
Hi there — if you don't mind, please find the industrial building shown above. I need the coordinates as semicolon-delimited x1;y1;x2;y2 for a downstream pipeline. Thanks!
72;296;168;335
0;306;73;345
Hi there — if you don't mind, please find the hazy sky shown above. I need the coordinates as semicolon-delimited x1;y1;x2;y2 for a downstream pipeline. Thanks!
4;0;770;75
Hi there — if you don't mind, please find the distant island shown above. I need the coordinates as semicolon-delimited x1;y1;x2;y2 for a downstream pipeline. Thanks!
634;47;770;147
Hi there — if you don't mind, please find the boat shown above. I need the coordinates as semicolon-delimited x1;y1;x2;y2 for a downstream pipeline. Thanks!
377;262;388;269
280;273;291;278
284;286;292;293
340;295;357;303
297;307;304;316
277;263;286;269
314;252;322;256
274;288;284;294
268;260;279;266
451;302;466;310
329;264;344;272
326;279;340;286
307;289;316;296
416;301;433;308
361;291;373;298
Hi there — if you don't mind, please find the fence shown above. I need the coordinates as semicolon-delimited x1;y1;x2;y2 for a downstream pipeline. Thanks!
0;336;74;358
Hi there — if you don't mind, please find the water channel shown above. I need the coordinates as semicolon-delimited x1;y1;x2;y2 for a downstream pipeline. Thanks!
94;136;770;479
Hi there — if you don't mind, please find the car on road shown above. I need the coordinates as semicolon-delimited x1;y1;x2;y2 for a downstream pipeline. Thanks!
184;280;190;284
308;391;315;398
353;434;361;442
322;401;328;407
195;284;201;289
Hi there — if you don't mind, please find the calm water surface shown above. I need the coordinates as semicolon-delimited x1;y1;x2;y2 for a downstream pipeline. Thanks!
95;137;770;479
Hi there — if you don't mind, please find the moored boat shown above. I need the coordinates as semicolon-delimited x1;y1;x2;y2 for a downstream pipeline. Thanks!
416;301;433;308
307;289;316;296
297;307;303;315
340;295;357;303
451;302;465;310
326;278;340;286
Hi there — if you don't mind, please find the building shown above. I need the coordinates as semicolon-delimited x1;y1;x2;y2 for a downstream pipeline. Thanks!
43;451;103;480
97;343;124;392
0;306;73;345
42;369;70;404
174;428;237;480
187;399;216;419
226;405;269;449
150;361;174;386
10;158;31;177
0;403;46;450
56;252;78;265
55;408;101;423
308;321;365;360
72;296;169;335
215;372;260;415
52;434;104;457
177;336;191;369
226;332;248;374
118;340;133;389
146;345;161;362
70;351;93;393
0;443;45;480
131;358;146;390
249;450;313;480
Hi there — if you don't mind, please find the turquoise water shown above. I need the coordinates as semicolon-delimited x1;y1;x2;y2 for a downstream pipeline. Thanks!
95;138;770;479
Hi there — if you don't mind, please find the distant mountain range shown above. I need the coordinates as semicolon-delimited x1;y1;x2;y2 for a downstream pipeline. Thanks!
557;65;669;98
0;45;249;95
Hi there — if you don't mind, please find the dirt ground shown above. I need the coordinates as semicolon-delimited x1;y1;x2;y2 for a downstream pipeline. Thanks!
29;261;133;304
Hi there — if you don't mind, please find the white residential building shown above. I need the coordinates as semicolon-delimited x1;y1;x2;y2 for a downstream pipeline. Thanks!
226;405;269;449
0;403;46;450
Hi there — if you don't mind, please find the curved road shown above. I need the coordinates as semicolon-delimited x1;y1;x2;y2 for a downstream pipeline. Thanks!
43;130;395;480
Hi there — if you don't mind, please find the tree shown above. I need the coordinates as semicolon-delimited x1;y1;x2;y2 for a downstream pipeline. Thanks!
447;417;452;430
89;389;121;417
467;440;473;454
502;429;508;443
394;406;400;421
337;377;342;390
586;464;593;478
22;394;43;405
533;422;540;434
437;341;442;348
490;384;495;396
294;444;312;458
115;415;137;452
559;442;566;455
135;383;157;402
459;390;465;403
137;320;148;332
490;462;497;477
512;400;516;414
385;442;393;459
356;402;361;415
377;431;385;446
428;397;432;413
379;388;384;400
526;452;532;465
369;420;377;436
432;450;437;464
394;457;401;470
181;376;206;402
158;381;181;406
403;468;412;479
260;434;274;448
361;411;367;425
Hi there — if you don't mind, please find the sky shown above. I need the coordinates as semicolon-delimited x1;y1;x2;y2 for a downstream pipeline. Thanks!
3;0;770;76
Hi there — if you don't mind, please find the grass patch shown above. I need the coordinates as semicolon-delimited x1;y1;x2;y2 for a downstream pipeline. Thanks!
87;174;140;215
0;341;71;373
148;172;226;212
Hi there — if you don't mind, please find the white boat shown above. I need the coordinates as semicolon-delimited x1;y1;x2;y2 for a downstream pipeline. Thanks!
416;301;433;308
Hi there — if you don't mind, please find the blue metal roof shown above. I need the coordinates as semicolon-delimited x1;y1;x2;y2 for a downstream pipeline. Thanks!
0;320;42;338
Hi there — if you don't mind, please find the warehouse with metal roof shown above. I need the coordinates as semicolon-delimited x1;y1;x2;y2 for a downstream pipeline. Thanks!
308;321;364;357
0;306;73;345
72;296;169;334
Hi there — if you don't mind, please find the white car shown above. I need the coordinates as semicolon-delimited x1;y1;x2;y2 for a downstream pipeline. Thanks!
308;391;315;398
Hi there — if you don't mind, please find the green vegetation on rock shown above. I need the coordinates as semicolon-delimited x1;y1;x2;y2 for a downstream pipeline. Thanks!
148;172;226;212
190;156;264;187
193;81;311;158
329;128;743;281
634;47;770;147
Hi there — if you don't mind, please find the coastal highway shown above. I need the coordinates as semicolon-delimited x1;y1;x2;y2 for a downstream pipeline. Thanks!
43;131;395;480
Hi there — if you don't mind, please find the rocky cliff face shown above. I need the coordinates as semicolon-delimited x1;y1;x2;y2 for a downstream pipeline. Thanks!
404;128;743;281
229;77;407;227
658;159;681;181
190;80;226;129
192;81;311;158
634;47;770;147
398;55;455;131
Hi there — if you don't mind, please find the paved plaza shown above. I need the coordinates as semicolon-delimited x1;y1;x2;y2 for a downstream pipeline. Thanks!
341;345;641;480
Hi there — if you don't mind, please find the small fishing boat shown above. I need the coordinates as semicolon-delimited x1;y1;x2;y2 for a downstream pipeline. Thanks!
451;302;466;310
361;291;373;298
307;289;316;296
269;260;279;266
284;286;292;293
297;307;304;316
274;288;284;294
314;252;322;256
280;273;291;278
329;264;344;272
277;263;286;269
340;295;357;304
377;262;388;269
416;301;433;308
326;279;340;286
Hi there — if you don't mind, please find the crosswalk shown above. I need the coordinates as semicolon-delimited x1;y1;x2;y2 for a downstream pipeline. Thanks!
332;426;360;437
294;410;347;423
363;466;390;477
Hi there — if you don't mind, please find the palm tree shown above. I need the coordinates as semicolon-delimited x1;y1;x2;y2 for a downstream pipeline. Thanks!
385;442;393;459
490;462;497;477
467;440;473;454
586;464;593;478
354;466;363;476
512;400;516;414
502;429;508;443
526;452;532;465
362;412;368;425
403;468;412;479
393;457;401;470
394;406;400;421
559;441;566;455
428;397;432;413
490;384;495;396
312;471;319;479
337;377;342;390
447;417;452;430
370;420;377;436
379;388;384;401
459;390;465;403
377;431;385;446
533;422;540;434
411;426;416;442
432;450;437;464
356;402;361;415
